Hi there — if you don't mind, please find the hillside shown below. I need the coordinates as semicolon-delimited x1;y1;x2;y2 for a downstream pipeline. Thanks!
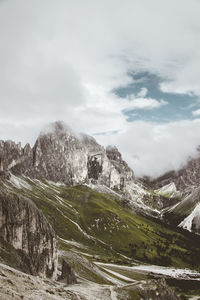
1;174;200;298
1;122;200;299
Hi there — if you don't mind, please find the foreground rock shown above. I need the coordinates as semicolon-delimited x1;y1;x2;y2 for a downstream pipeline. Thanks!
0;263;84;300
58;259;77;284
138;278;178;300
0;190;58;278
0;262;181;300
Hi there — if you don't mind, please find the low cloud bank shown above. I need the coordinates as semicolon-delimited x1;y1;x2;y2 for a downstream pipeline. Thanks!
96;119;200;178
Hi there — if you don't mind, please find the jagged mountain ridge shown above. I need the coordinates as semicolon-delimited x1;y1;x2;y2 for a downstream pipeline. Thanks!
1;120;200;223
146;149;200;191
2;120;200;235
0;121;134;195
139;149;200;235
0;120;196;217
1;122;200;298
0;121;178;214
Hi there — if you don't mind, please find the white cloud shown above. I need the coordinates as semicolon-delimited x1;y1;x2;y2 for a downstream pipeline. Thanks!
96;119;200;178
192;109;200;116
124;96;167;110
1;0;200;177
137;88;148;98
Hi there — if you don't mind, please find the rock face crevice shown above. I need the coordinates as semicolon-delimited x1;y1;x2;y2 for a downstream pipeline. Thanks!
0;191;58;279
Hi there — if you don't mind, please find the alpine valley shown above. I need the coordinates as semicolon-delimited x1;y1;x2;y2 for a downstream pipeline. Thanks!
1;121;200;300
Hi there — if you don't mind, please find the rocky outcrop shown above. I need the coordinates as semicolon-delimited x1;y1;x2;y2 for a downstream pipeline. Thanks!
106;145;134;189
87;146;134;190
0;263;181;300
140;278;178;300
0;121;135;193
58;259;77;284
0;140;33;176
0;190;58;278
0;263;84;300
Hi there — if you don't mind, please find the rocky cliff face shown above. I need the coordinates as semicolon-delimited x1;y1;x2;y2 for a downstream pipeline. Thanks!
0;140;33;177
0;190;58;278
32;123;88;185
0;121;135;194
87;144;134;190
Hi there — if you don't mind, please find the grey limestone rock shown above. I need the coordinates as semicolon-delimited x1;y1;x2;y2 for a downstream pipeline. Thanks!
58;259;77;284
0;191;58;278
32;122;88;185
0;121;135;193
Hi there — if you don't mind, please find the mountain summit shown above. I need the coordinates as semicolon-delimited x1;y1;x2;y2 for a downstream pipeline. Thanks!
0;121;134;194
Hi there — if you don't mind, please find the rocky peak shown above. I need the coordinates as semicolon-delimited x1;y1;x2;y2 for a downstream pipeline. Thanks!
31;122;90;185
80;133;103;153
106;145;122;161
106;145;134;179
42;120;75;137
0;121;136;194
0;140;33;177
51;120;69;135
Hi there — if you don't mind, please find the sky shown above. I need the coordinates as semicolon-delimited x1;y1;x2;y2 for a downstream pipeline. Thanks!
1;0;200;178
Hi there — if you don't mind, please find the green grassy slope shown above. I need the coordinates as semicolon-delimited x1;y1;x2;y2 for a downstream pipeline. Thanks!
4;177;200;271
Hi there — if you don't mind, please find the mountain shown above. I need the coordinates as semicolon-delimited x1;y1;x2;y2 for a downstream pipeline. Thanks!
139;148;200;235
1;174;200;299
1;121;200;299
148;149;200;191
0;121;135;197
0;121;181;213
163;186;200;234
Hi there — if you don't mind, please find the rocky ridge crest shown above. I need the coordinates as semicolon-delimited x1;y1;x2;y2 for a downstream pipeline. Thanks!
0;121;135;194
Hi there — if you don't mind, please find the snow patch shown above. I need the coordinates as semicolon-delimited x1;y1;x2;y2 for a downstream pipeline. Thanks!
59;238;85;249
99;267;136;283
130;264;200;280
178;203;200;232
9;174;32;190
85;182;123;198
47;180;65;187
156;182;180;198
95;262;200;280
125;181;148;203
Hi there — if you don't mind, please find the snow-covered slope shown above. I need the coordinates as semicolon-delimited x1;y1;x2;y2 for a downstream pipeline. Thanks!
178;203;200;233
156;182;180;198
163;186;200;234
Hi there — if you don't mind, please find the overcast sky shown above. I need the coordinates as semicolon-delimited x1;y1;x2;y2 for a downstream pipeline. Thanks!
1;0;200;177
